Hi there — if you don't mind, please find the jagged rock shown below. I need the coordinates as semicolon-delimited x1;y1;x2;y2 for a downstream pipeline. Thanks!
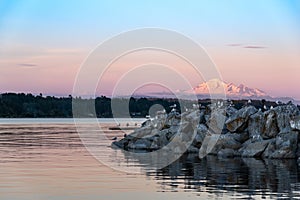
171;138;189;154
296;143;300;158
290;116;300;131
204;114;210;124
199;133;242;158
192;124;208;148
197;123;208;133
112;139;127;149
180;121;195;134
248;110;264;137
127;138;152;150
165;112;181;127
219;134;242;150
248;109;280;140
227;132;249;143
226;106;257;133
199;110;206;124
183;110;200;123
187;145;199;153
141;119;151;127
113;102;300;160
178;122;197;142
262;110;279;139
225;106;238;117
262;140;276;158
130;126;153;139
239;139;271;157
155;130;169;147
207;108;227;134
264;131;299;159
273;104;299;132
166;126;179;140
150;139;159;150
199;133;220;158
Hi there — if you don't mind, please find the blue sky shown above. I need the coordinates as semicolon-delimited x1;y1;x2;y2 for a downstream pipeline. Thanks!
0;0;300;98
1;0;300;46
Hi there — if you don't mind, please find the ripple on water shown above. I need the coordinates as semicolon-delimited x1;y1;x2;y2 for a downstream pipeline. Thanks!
0;120;300;200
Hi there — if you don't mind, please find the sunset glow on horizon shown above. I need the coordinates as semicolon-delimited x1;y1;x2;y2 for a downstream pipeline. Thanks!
0;0;300;99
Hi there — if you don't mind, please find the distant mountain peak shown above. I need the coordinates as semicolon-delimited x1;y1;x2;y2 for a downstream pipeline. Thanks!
133;78;296;103
186;79;268;98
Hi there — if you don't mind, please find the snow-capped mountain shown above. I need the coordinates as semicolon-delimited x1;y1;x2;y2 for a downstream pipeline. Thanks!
131;79;297;103
185;79;268;98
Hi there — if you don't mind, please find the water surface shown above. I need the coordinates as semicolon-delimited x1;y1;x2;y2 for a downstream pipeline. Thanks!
0;119;300;200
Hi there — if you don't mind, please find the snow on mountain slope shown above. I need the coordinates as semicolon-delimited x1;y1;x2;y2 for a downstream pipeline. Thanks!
186;79;268;98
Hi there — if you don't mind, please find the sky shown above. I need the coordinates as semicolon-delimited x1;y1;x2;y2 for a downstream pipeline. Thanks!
0;0;300;99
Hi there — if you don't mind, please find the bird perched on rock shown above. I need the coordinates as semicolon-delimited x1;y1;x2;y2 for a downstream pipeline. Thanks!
170;104;177;113
263;105;268;111
184;106;189;112
192;104;198;109
170;104;177;108
220;101;224;107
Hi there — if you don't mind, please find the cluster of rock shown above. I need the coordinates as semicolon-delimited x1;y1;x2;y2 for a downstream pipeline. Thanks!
112;102;300;159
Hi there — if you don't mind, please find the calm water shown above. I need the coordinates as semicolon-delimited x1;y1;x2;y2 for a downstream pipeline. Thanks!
1;119;300;200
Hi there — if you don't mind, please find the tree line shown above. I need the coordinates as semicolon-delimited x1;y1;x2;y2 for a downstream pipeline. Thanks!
0;93;185;118
0;93;291;118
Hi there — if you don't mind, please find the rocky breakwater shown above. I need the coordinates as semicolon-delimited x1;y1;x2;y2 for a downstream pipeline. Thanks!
112;102;300;160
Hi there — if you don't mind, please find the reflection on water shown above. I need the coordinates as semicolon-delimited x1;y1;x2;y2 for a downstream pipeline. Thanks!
0;119;300;200
148;155;300;199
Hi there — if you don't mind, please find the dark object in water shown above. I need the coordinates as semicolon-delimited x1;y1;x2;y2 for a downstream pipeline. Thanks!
111;137;117;141
109;126;137;130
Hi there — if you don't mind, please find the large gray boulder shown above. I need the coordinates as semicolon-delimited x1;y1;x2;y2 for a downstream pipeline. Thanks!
207;108;227;134
290;116;300;131
273;104;299;132
164;111;181;128
112;138;128;149
225;106;238;117
226;106;257;133
248;110;264;137
177;122;197;143
130;126;153;139
262;110;279;139
127;138;153;150
155;130;169;148
219;134;242;150
199;133;220;158
226;132;249;143
199;132;242;158
263;131;299;159
183;110;202;123
239;139;271;157
192;124;208;148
